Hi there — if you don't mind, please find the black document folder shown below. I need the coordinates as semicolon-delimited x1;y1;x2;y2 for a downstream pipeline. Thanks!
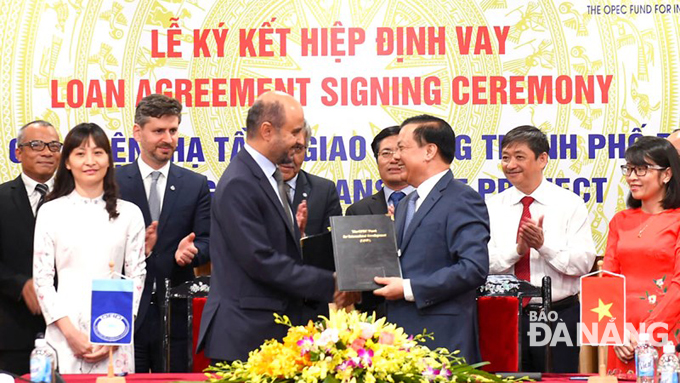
329;215;402;291
300;231;335;271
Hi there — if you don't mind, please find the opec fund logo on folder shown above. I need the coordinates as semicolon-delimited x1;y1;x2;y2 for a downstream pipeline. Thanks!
90;279;134;345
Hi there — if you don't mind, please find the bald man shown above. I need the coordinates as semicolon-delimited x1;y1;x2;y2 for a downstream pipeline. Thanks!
667;129;680;152
197;92;341;363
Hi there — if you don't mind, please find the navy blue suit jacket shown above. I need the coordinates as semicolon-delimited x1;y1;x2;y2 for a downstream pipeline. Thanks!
389;170;489;362
115;161;210;329
197;149;335;362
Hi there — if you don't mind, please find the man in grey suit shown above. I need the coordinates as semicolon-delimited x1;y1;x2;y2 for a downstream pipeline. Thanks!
373;114;490;362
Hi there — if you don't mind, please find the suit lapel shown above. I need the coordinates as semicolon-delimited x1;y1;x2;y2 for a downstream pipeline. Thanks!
240;151;298;242
10;176;34;227
400;171;452;252
368;189;387;215
157;164;182;237
127;162;152;226
291;171;312;214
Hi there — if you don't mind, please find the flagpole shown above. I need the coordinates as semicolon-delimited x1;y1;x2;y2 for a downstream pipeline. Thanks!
588;261;617;383
95;262;127;383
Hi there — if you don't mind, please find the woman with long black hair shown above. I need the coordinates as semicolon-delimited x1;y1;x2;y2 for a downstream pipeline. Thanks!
33;123;146;373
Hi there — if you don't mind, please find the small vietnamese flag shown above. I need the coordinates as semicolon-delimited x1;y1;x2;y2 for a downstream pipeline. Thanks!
580;271;626;345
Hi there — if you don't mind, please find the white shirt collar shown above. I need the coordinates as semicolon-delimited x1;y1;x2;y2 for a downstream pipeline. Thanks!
21;172;55;195
286;173;299;190
137;157;170;180
506;177;550;205
415;169;449;205
383;184;416;205
243;143;277;179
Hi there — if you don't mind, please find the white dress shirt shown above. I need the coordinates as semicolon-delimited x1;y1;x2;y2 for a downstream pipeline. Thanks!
402;169;448;302
21;173;55;216
137;158;170;212
487;178;597;301
243;143;292;218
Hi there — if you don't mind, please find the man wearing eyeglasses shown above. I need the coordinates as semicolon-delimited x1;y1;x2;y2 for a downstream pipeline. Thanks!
345;126;414;318
486;125;596;372
346;126;415;216
278;122;341;237
0;120;61;375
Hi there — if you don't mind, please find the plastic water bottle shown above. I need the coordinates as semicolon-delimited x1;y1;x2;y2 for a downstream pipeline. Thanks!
29;335;55;383
657;342;679;383
636;333;659;383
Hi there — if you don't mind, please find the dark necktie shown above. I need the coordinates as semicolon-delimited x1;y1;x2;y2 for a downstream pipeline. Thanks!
283;182;293;205
35;183;48;214
515;196;535;282
402;191;419;241
389;191;406;207
148;171;162;222
273;169;293;229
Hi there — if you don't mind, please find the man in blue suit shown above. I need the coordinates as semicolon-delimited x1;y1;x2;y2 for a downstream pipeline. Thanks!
374;114;490;363
197;91;344;363
115;94;210;372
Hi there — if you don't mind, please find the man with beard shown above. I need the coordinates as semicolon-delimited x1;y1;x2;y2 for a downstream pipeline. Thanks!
115;94;211;372
198;91;348;364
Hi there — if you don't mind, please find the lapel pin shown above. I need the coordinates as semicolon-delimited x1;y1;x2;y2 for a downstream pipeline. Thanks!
170;185;175;191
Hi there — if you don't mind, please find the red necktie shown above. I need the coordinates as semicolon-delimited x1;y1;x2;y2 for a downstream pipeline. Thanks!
515;196;534;282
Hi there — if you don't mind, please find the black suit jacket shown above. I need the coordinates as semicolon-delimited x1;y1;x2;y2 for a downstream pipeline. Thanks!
0;176;45;351
345;189;388;216
290;170;341;320
197;149;335;362
291;170;342;236
115;161;210;329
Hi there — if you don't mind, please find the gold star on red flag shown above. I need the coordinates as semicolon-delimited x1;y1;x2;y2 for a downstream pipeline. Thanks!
591;298;613;321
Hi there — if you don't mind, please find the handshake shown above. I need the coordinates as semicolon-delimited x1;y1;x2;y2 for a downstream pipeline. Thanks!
333;290;361;310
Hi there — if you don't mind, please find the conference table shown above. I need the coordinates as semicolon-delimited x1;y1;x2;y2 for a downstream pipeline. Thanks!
20;373;634;382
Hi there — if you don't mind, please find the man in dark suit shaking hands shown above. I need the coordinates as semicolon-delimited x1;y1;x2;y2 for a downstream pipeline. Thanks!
198;91;346;364
373;115;490;363
115;94;210;372
0;121;61;374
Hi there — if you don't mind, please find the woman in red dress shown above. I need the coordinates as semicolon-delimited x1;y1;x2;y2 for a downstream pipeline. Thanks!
604;136;680;375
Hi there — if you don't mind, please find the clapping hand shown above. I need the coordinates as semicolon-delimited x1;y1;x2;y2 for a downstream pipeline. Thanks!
145;221;158;256
175;232;198;266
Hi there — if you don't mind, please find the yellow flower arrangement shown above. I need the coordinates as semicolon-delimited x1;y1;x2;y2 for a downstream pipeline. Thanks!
206;310;524;383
